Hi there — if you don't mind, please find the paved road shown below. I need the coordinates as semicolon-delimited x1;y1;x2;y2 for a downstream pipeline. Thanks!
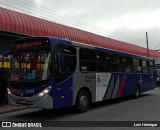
0;87;160;129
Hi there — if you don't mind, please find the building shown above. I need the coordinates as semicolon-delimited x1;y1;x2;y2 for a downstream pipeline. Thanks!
0;7;160;58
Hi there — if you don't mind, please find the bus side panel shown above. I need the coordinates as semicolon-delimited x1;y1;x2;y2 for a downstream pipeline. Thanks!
140;74;155;92
103;73;127;100
96;73;112;101
72;72;155;106
101;73;156;100
108;73;133;98
122;73;155;97
122;73;139;97
73;72;96;105
51;77;73;109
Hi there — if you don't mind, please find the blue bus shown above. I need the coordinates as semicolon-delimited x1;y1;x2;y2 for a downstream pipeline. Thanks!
8;37;156;112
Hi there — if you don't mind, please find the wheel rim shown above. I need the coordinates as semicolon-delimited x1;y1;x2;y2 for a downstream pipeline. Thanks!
79;95;88;108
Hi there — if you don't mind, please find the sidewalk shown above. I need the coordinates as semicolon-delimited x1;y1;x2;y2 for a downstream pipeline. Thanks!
0;104;27;115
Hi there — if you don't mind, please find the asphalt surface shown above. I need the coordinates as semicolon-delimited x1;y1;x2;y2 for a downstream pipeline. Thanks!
0;87;160;130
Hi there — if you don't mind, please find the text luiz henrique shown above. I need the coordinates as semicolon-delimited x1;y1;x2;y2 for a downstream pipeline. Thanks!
134;122;158;127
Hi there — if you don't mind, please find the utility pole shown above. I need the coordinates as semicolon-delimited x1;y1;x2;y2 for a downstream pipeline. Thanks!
146;32;149;57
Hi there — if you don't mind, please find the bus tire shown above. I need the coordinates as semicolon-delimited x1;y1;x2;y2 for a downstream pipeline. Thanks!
134;85;140;98
76;90;90;113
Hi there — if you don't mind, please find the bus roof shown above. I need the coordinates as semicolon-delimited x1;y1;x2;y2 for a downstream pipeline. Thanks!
72;39;154;61
10;36;154;61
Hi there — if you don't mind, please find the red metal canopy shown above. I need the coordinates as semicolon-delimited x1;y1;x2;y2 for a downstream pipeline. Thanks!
0;7;160;58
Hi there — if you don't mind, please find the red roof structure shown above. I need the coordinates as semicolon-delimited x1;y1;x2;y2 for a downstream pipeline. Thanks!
0;7;160;58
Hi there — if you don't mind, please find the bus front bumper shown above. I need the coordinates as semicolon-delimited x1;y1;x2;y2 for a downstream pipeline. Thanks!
8;94;53;109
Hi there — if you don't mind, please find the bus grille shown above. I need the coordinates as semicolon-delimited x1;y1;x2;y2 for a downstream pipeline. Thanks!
15;99;33;105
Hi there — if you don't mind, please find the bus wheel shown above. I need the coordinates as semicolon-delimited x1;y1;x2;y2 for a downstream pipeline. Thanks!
134;85;140;98
76;90;90;113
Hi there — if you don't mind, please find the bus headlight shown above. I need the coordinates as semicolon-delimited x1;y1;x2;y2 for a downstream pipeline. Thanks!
7;88;11;95
36;86;51;97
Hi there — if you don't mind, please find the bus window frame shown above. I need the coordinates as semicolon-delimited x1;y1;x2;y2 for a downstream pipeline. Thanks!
53;43;77;83
79;48;96;72
96;50;111;72
121;56;133;73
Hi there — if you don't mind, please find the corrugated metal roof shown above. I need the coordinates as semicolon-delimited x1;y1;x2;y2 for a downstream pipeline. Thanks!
0;7;160;58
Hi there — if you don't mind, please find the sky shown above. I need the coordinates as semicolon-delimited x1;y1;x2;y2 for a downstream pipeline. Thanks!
1;0;160;50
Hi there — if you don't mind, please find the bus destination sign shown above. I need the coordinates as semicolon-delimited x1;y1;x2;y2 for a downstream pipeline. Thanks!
12;41;49;50
13;41;41;49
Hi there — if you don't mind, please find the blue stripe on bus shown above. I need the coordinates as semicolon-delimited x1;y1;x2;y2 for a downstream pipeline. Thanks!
111;74;120;99
103;74;114;100
103;73;155;100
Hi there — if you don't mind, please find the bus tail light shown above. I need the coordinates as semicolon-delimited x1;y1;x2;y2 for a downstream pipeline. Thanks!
36;86;51;97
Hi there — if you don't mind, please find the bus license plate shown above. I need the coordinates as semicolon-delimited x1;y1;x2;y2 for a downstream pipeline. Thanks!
19;99;27;104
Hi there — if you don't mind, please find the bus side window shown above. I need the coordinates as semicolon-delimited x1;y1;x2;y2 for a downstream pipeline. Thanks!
111;54;122;72
80;48;96;72
148;61;154;73
53;44;77;83
96;51;111;72
121;57;133;72
142;60;148;73
133;59;142;73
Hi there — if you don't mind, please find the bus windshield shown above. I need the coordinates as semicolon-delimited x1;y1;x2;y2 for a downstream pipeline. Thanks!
10;49;51;81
